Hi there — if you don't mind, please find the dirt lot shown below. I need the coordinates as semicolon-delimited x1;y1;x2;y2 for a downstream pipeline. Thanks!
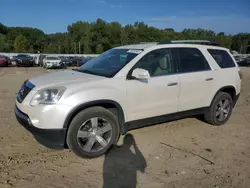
0;67;250;188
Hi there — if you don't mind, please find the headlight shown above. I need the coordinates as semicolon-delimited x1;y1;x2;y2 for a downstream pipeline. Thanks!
30;87;66;106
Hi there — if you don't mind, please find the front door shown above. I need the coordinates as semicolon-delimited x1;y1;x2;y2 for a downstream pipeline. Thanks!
126;48;180;121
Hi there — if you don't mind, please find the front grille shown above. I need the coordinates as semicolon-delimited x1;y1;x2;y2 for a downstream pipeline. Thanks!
17;81;35;103
22;60;30;64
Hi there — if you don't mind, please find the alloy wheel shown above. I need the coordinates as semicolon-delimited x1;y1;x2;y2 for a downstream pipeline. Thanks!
215;99;230;122
77;117;112;153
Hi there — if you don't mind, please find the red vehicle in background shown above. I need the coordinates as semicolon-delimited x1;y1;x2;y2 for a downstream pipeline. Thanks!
0;55;9;67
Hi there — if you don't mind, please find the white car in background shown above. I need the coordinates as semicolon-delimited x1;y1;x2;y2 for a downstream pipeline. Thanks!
43;56;63;69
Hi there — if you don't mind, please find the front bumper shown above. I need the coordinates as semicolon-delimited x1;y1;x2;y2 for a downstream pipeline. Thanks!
47;63;63;68
18;60;33;66
15;106;66;149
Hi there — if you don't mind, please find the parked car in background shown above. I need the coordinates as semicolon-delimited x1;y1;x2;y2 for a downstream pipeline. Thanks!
60;56;73;67
71;56;83;66
6;56;11;66
0;55;10;67
43;56;63;69
10;55;17;66
14;54;34;67
236;55;250;67
78;56;94;66
246;56;250;65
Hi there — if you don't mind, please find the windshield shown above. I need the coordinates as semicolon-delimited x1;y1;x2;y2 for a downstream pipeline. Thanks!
78;48;142;77
47;56;59;60
18;55;30;58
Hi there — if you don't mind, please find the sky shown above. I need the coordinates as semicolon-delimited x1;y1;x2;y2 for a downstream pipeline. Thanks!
1;0;250;34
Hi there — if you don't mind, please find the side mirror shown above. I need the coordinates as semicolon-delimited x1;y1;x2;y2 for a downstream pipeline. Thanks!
131;68;150;79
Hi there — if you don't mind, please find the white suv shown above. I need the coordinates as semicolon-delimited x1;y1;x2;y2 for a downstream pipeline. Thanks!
43;56;63;69
15;40;241;158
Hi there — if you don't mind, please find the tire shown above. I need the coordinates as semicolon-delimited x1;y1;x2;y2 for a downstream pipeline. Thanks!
204;92;233;126
66;106;120;158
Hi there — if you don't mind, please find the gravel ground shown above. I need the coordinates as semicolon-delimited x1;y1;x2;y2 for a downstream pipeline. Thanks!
0;67;250;188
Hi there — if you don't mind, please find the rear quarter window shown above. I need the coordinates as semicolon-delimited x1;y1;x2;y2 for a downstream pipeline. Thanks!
207;49;236;68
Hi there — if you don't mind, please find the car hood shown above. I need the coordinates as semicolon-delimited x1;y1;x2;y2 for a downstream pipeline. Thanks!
29;70;104;90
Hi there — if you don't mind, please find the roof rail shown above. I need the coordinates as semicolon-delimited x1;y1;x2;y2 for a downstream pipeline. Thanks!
158;40;219;46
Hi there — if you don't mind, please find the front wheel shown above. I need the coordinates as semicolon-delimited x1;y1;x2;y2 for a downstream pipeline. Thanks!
204;92;233;125
66;107;120;158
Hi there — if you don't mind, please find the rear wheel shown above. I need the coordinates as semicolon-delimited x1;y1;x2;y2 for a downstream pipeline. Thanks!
204;92;233;125
66;107;120;158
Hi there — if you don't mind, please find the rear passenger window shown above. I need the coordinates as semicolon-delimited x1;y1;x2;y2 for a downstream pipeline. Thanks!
208;49;236;68
176;48;211;73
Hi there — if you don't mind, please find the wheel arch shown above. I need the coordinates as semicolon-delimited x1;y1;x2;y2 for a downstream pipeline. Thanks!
63;100;126;134
211;86;237;106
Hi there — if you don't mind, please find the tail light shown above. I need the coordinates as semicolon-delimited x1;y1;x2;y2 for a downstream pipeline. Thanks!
238;70;243;80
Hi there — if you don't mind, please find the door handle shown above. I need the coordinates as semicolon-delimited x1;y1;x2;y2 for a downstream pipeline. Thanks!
205;77;214;81
167;82;178;86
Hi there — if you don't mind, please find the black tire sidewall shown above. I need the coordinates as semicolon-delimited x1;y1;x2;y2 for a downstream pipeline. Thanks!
211;92;233;125
66;107;120;158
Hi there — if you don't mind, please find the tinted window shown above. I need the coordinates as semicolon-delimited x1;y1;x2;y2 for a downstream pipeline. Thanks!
17;54;30;58
133;48;176;77
174;48;210;73
47;56;60;60
208;49;236;68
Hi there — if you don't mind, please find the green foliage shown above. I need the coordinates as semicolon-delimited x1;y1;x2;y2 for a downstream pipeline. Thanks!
231;33;250;53
0;19;250;54
0;34;10;52
13;35;29;52
43;43;58;53
95;44;104;54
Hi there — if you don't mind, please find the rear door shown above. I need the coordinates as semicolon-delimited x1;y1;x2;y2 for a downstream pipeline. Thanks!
207;49;240;95
172;47;215;112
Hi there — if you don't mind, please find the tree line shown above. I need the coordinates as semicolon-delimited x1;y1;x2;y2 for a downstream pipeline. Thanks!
0;19;250;54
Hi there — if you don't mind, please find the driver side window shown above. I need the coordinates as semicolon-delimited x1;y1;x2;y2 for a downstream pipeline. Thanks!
133;48;176;77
